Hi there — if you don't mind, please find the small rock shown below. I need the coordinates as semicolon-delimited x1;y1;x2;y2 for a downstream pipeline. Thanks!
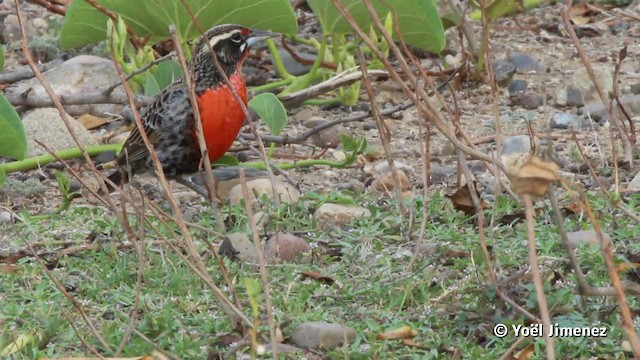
311;124;349;149
579;94;640;122
22;108;98;157
220;233;258;262
378;80;403;92
567;229;610;250
291;322;356;350
253;211;269;230
278;48;315;76
337;179;366;194
592;176;611;190
520;93;543;110
492;59;516;87
508;79;528;95
506;52;541;73
371;170;411;194
292;108;313;123
502;135;536;156
550;113;593;130
263;233;311;263
0;211;14;225
303;116;326;128
626;170;640;191
7;55;126;116
228;178;300;206
430;162;456;185
315;203;371;231
373;161;413;175
550;113;579;129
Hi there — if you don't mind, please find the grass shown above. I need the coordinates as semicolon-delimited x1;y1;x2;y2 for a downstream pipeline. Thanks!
0;187;638;359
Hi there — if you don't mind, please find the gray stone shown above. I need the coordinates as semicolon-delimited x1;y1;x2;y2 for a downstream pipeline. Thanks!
492;59;516;87
502;135;533;156
228;178;300;206
506;52;541;73
311;124;349;149
0;211;13;225
263;233;311;263
550;113;580;129
508;79;528;95
278;49;315;76
551;113;593;130
220;233;258;262
315;203;371;231
337;179;366;194
7;55;125;116
291;322;356;350
580;94;640;122
520;93;543;110
22;108;98;157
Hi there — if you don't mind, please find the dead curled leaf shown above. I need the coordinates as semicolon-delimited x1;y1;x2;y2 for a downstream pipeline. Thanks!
446;182;486;215
299;271;335;285
507;156;560;197
376;325;418;340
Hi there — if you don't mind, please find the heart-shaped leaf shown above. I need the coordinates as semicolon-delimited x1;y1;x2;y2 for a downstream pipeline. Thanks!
60;0;298;49
0;94;27;161
307;0;445;53
248;93;287;136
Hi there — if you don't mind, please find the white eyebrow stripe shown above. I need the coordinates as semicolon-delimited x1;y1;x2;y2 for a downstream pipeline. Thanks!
207;29;241;47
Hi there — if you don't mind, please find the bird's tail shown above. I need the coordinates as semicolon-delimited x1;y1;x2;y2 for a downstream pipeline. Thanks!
100;169;129;195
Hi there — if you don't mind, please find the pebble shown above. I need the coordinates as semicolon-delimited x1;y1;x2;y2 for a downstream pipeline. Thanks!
291;322;356;349
227;178;300;206
506;52;541;73
0;211;13;225
371;170;411;194
22;108;98;157
315;203;371;231
508;79;528;95
7;55;127;116
219;233;258;262
492;59;516;87
502;135;536;156
263;233;311;263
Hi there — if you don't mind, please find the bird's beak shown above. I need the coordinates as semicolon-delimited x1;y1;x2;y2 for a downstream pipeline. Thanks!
247;28;278;47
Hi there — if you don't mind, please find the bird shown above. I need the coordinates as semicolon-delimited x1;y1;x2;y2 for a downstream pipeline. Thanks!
105;24;272;196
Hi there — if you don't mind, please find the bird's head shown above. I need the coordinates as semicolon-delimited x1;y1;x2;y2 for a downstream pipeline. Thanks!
192;24;274;78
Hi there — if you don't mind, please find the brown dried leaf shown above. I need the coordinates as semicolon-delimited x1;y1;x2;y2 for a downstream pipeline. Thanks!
509;156;559;197
515;343;535;360
0;264;19;273
402;339;428;349
446;183;485;215
299;271;335;285
77;114;109;130
376;325;418;340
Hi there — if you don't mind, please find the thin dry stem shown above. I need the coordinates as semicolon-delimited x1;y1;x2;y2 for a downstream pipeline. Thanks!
559;9;632;164
523;195;555;359
240;169;278;359
355;47;406;217
108;36;251;329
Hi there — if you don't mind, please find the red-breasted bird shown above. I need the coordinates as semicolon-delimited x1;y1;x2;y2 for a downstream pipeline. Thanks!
105;24;272;194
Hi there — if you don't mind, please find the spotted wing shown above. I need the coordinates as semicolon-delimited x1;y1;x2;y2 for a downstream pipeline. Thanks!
116;81;193;165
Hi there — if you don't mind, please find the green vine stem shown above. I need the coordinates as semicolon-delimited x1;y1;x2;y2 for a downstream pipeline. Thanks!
266;38;295;80
242;155;356;171
0;144;122;174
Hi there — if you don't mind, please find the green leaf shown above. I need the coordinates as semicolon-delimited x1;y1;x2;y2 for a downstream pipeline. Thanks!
214;155;240;166
340;134;358;152
307;0;445;53
60;0;298;49
152;60;183;91
0;94;27;161
248;93;287;136
144;75;161;97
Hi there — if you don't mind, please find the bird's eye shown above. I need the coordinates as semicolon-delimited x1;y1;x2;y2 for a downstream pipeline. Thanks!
230;33;243;43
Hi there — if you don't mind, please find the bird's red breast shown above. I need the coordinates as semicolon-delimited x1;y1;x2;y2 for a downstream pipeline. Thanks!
196;72;248;162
